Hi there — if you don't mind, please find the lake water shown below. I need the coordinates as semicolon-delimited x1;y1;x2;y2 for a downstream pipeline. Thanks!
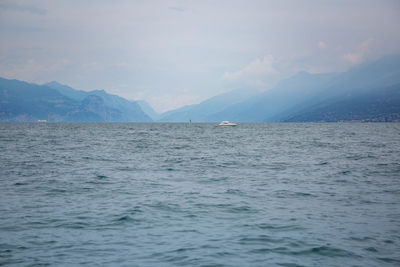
0;123;399;266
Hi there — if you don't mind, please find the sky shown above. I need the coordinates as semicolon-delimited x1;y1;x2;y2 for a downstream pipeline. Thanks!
0;0;400;112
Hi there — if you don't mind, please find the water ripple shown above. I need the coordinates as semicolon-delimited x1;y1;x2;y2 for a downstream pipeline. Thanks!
0;122;399;266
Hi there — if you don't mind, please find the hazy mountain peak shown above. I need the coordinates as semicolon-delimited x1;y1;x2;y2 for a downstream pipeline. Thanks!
90;89;107;94
45;81;63;87
137;100;160;120
2;77;152;122
158;88;259;122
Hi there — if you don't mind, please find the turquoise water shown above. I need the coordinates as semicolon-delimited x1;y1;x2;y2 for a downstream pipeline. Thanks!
0;123;399;266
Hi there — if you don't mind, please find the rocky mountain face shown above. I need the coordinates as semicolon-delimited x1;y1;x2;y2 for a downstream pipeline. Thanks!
0;78;152;122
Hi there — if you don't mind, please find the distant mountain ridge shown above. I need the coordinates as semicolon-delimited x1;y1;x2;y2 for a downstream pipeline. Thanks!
158;55;400;122
44;81;88;101
158;88;259;122
0;79;152;122
284;83;400;122
45;81;152;122
209;71;338;122
1;55;399;122
137;100;160;121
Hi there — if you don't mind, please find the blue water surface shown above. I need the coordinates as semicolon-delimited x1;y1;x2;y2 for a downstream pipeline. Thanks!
0;123;399;266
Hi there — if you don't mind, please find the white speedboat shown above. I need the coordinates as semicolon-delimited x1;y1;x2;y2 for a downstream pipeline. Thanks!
218;121;237;126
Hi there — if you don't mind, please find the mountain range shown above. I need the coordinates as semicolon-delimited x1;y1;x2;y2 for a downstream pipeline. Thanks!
1;55;399;122
158;89;259;122
0;79;151;122
158;55;400;122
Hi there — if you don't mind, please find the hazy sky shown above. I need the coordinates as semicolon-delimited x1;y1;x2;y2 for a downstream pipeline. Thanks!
1;0;399;112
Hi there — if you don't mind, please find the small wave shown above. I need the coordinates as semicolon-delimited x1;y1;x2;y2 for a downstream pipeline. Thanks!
164;158;184;164
147;202;182;213
106;214;144;226
277;263;306;267
364;247;378;252
247;223;306;232
228;205;257;213
117;215;133;221
250;245;358;258
239;235;283;244
345;155;362;160
0;243;29;255
249;246;288;254
225;189;243;195
55;221;91;229
198;176;229;183
274;190;315;198
85;180;111;185
171;145;191;150
175;229;200;233
48;188;67;193
377;257;400;263
346;236;375;242
294;192;314;197
338;170;351;175
304;246;358;257
14;182;27;186
334;179;350;183
161;255;189;263
210;251;235;257
170;247;197;253
128;206;143;214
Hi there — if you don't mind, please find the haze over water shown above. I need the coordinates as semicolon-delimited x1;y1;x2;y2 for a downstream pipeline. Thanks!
0;123;399;266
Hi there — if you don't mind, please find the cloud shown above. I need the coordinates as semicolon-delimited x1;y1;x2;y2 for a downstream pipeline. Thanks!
135;90;201;113
168;6;184;12
0;2;47;15
343;38;374;64
317;41;327;49
222;55;278;81
0;58;71;82
81;61;104;72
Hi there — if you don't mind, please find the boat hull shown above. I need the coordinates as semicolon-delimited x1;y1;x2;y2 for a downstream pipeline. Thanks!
218;122;237;126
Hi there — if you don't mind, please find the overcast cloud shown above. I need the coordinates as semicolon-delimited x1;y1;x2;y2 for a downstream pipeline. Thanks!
1;0;399;111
